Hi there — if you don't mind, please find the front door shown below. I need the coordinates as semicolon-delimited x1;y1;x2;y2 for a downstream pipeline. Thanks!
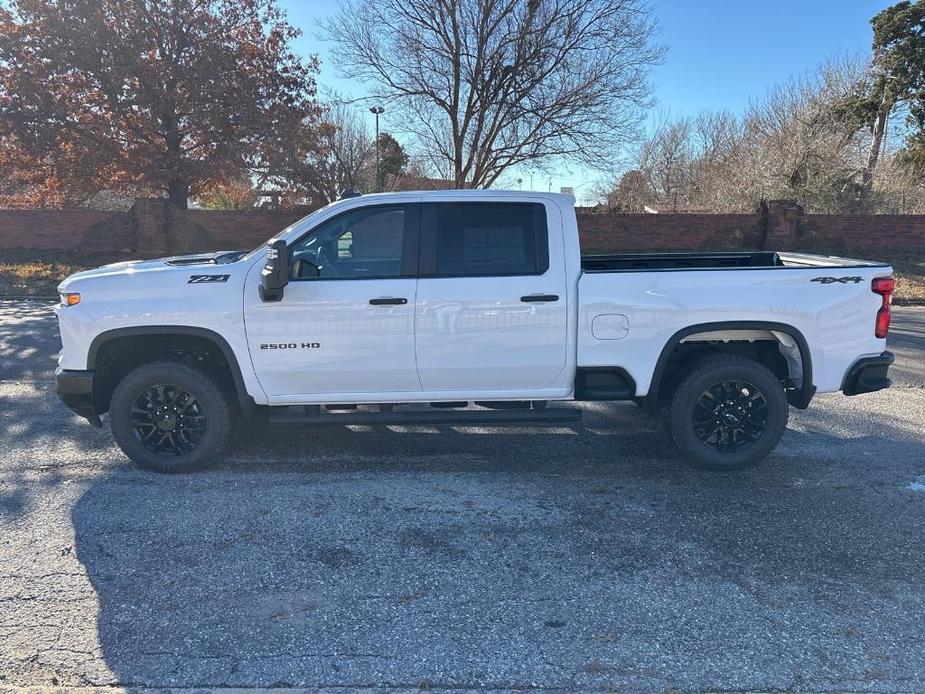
244;203;421;401
414;201;569;393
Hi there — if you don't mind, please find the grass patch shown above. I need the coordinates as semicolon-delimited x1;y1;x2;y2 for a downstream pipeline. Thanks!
869;249;925;305
0;250;122;299
1;246;923;303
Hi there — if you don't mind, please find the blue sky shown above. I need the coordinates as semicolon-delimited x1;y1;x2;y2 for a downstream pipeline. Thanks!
279;0;891;201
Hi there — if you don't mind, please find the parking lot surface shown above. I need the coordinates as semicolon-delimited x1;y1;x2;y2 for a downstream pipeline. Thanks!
1;301;924;692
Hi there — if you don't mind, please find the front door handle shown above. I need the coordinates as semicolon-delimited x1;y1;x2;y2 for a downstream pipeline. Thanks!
369;297;408;306
520;294;559;303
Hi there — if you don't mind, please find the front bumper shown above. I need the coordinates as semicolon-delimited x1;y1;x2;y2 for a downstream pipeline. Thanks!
842;351;894;396
55;367;102;427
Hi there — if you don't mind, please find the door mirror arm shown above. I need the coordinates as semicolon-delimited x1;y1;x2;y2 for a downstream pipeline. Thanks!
259;239;289;302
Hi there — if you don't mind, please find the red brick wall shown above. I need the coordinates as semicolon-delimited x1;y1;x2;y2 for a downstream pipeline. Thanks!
181;209;305;249
132;200;307;255
577;212;764;252
2;201;925;258
0;202;307;256
0;209;116;250
800;214;925;250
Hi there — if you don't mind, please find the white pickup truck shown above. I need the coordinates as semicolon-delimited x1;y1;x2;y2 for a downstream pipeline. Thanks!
55;191;895;472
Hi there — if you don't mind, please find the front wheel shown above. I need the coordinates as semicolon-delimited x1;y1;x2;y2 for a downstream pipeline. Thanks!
109;361;231;473
665;354;789;471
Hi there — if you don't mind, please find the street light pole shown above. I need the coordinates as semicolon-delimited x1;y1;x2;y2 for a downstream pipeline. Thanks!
369;106;385;191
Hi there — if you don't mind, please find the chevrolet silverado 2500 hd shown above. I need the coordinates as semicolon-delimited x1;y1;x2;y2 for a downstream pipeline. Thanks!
55;191;895;472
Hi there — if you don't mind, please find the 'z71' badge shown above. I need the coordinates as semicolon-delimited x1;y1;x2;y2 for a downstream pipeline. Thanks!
188;274;230;283
810;276;863;284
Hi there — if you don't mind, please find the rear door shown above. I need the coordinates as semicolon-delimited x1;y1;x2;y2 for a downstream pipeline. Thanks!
414;200;569;393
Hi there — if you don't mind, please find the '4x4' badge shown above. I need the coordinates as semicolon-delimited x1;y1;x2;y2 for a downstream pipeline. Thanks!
811;276;863;284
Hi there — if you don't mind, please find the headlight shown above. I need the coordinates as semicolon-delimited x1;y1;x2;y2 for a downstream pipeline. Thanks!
60;293;81;307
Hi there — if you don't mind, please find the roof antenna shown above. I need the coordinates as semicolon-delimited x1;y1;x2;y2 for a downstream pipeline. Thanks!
339;188;362;200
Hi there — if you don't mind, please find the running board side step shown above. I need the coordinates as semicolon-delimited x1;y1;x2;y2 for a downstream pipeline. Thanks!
268;407;583;427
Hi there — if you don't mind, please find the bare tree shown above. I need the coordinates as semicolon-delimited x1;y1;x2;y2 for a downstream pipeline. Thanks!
322;0;662;188
687;110;746;211
605;169;652;212
325;103;377;194
638;115;694;207
262;102;375;205
597;58;891;214
738;59;874;213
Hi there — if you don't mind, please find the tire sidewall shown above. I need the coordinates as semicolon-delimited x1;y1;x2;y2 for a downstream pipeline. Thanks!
668;360;789;471
110;362;230;472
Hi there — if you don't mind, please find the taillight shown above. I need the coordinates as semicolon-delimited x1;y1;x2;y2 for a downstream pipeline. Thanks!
872;277;895;338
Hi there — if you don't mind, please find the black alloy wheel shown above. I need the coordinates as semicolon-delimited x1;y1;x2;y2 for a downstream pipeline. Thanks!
130;383;208;456
691;380;768;453
664;354;789;471
110;361;231;472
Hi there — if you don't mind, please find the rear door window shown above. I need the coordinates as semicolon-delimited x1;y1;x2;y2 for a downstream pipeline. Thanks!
421;202;549;277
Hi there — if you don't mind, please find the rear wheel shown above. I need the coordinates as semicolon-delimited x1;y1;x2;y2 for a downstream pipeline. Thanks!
664;354;788;471
109;361;231;473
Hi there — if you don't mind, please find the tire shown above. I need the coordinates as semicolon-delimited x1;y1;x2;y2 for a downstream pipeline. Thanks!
109;361;231;473
664;354;788;471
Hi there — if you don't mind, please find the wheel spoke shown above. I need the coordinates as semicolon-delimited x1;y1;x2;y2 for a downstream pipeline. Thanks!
180;395;198;412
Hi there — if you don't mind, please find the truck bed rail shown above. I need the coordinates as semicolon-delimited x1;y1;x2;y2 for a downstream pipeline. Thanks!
581;251;889;273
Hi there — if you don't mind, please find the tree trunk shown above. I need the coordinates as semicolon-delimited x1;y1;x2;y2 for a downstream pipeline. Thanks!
167;177;189;209
861;92;891;197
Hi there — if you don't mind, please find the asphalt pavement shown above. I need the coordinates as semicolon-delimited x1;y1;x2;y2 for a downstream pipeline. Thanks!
1;301;923;693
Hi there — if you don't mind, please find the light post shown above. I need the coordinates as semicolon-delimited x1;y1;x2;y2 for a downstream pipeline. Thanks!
369;105;385;191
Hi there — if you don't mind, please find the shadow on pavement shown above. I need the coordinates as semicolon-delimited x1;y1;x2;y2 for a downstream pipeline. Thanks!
70;408;925;690
0;300;109;519
0;385;112;520
0;300;60;382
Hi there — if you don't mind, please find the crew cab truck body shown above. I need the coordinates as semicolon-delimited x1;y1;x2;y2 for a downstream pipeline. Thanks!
55;191;895;472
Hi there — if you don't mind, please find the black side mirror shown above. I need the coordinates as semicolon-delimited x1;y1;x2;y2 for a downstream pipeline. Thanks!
259;239;289;302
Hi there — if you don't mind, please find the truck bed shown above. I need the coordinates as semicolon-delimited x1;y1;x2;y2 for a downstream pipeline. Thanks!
580;251;888;272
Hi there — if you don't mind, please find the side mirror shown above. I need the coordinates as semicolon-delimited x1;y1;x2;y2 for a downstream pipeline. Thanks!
259;239;289;302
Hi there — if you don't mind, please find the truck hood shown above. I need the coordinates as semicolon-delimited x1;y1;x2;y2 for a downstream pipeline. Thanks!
58;250;247;290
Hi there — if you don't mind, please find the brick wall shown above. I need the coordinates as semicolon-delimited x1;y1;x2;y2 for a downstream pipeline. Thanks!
577;212;764;252
2;199;925;259
183;209;306;249
134;200;307;256
0;209;117;250
0;200;308;257
799;214;925;250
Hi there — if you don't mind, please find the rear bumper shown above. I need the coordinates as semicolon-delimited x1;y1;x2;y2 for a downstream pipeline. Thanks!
55;367;102;427
842;351;894;396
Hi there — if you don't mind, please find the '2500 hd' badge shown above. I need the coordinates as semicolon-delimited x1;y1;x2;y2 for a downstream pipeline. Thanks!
260;342;320;349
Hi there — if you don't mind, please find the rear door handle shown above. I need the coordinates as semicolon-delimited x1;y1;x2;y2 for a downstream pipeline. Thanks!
520;294;559;303
369;297;408;306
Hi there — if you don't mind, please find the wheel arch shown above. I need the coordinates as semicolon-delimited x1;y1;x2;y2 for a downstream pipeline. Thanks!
87;326;253;415
644;321;814;413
